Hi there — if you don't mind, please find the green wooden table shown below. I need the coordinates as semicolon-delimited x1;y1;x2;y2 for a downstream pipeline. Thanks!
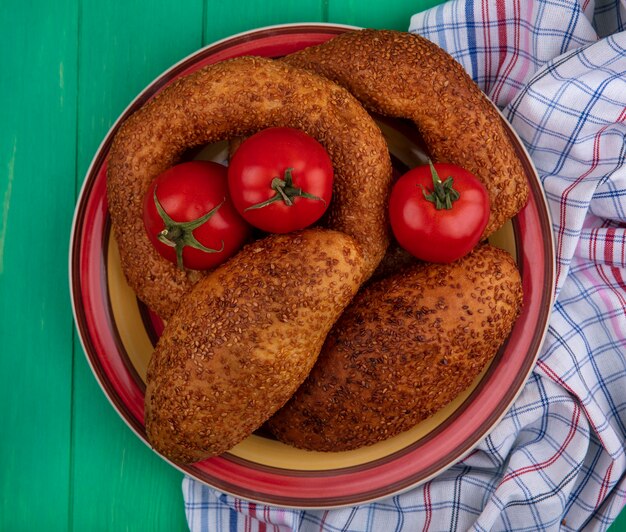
1;1;624;530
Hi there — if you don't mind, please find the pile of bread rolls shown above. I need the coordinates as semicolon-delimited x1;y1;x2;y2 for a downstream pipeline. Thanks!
107;30;526;464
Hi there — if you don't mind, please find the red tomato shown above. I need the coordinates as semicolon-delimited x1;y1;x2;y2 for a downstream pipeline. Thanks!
143;161;250;270
389;161;490;263
227;127;333;233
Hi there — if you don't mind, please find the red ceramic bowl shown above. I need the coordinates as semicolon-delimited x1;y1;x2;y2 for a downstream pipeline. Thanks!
69;23;555;509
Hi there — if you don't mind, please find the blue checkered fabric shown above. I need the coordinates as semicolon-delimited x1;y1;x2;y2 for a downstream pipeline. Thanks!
183;1;626;529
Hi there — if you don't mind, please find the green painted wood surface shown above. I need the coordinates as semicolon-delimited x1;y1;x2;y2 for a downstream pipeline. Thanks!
0;0;77;529
71;2;204;529
1;0;625;530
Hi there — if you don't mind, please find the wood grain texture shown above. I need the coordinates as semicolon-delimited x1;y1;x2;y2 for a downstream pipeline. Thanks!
0;0;77;529
204;0;324;44
328;0;443;29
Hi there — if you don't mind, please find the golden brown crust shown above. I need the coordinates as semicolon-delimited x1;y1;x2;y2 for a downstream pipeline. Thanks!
283;29;529;238
107;56;391;318
266;244;523;451
144;229;365;463
370;238;420;281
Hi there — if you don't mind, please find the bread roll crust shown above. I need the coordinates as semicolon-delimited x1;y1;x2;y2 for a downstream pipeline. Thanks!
145;229;365;463
284;29;529;238
267;245;523;451
107;56;391;319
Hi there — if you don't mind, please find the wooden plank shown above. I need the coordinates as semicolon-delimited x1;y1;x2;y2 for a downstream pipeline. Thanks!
70;0;203;529
0;0;77;529
328;0;443;30
205;0;324;44
69;372;189;531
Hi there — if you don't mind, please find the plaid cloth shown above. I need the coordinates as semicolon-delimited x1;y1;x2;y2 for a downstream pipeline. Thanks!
183;0;626;529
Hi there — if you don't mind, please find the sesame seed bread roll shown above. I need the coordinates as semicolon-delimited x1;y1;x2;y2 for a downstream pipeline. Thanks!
145;228;365;463
283;29;529;238
267;244;523;451
107;56;391;319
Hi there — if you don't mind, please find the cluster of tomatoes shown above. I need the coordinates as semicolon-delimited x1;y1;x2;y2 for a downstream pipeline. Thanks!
143;127;490;271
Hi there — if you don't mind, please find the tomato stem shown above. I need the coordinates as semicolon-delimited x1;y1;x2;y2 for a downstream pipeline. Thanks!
153;186;225;271
420;160;460;210
244;168;326;212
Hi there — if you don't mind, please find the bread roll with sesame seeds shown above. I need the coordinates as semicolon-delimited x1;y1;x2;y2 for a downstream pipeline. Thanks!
107;56;391;320
266;244;523;451
283;29;528;239
144;228;365;463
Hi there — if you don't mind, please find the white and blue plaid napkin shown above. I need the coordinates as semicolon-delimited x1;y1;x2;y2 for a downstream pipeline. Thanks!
183;0;626;529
